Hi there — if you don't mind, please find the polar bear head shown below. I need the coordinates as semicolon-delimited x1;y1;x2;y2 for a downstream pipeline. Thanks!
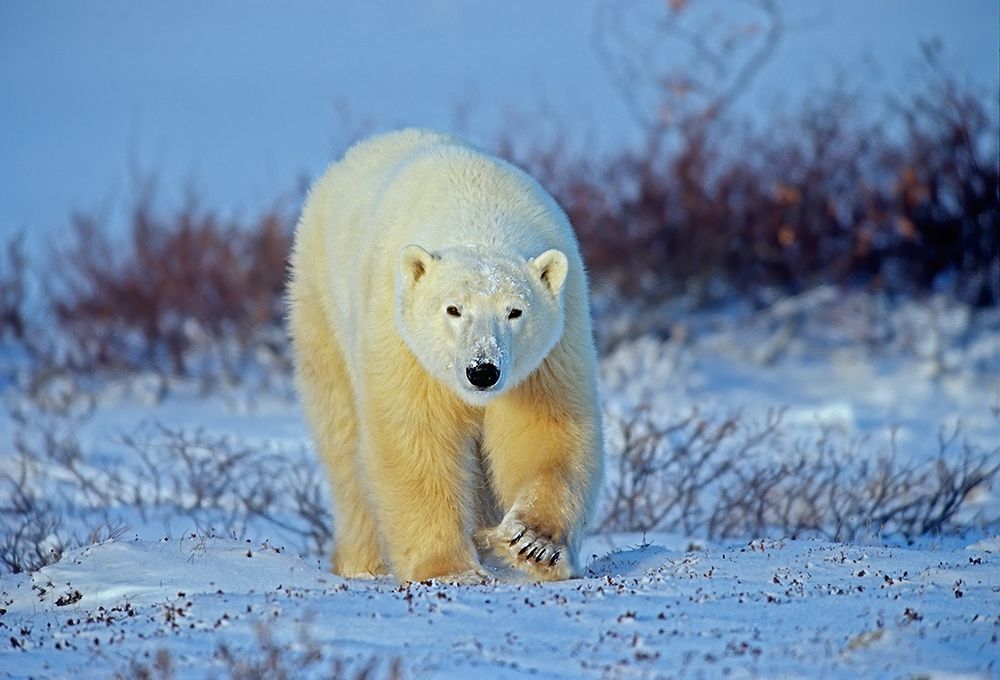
396;244;569;406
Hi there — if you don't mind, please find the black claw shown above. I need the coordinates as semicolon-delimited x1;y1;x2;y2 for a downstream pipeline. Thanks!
549;551;560;566
509;528;526;546
534;550;546;563
518;543;533;557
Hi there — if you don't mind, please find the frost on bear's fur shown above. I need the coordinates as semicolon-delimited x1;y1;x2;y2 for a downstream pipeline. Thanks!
288;129;603;583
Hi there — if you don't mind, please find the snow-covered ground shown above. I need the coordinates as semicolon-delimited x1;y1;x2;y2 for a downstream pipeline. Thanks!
598;288;1000;449
2;534;998;678
1;291;998;677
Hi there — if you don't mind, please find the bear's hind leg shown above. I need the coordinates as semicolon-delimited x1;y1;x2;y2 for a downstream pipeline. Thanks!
290;286;386;578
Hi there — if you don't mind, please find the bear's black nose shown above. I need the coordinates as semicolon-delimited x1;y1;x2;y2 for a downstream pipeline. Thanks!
467;363;500;389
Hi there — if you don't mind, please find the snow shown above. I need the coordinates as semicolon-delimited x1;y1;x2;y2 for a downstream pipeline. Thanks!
2;535;997;678
473;335;504;367
598;290;1000;450
1;291;998;677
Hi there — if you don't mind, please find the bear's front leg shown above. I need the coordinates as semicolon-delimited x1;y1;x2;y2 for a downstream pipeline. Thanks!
480;364;603;581
361;370;484;583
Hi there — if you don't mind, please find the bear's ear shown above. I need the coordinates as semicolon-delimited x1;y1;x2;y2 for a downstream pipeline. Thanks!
529;249;569;296
400;245;437;286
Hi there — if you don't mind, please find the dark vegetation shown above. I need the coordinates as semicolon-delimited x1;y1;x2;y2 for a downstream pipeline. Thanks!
0;235;28;346
600;409;999;541
508;4;998;308
51;197;292;376
115;623;403;680
1;389;329;573
511;72;998;308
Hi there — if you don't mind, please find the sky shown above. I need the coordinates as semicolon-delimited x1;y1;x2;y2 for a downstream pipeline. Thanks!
1;0;997;242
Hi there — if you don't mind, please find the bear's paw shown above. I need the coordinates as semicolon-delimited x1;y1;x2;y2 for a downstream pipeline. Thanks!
475;519;574;582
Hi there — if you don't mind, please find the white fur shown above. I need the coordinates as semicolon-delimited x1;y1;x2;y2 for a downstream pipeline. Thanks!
288;129;603;582
397;244;565;406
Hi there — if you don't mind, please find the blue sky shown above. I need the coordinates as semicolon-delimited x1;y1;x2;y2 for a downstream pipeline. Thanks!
1;0;997;241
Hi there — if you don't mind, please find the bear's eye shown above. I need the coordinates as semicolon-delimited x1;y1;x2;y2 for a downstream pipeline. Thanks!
508;308;522;319
446;305;461;317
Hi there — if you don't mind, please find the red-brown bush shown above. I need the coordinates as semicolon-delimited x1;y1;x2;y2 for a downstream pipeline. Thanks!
505;72;998;308
51;197;293;374
0;234;28;345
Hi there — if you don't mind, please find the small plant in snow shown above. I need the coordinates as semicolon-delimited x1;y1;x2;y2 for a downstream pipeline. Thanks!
599;408;1000;541
0;399;332;572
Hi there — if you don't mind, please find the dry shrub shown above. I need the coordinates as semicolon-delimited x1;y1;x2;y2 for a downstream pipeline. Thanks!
507;72;998;309
600;408;1000;541
51;193;293;375
118;425;331;556
115;650;175;680
0;233;28;346
214;621;403;680
115;625;403;680
504;5;998;309
2;387;331;572
0;473;64;573
0;379;95;572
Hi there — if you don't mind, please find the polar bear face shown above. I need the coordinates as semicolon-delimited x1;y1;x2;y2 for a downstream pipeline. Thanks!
396;244;569;407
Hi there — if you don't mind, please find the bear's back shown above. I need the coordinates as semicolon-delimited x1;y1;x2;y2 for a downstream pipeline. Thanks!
340;128;462;176
293;131;456;300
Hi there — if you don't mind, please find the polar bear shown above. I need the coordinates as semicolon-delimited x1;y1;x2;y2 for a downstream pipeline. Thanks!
288;129;603;583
